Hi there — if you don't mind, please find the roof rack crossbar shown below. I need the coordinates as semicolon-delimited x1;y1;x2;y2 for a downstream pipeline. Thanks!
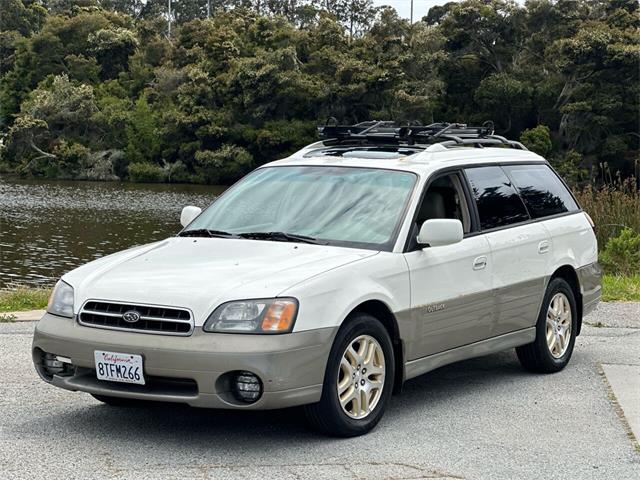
437;138;527;150
317;121;528;151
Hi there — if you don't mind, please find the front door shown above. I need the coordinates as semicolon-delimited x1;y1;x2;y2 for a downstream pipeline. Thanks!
401;171;494;361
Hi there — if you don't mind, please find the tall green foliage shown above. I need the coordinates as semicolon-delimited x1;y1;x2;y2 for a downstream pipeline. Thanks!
0;0;638;184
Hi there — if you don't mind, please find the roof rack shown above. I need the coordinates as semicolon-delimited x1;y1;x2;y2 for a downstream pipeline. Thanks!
317;120;528;151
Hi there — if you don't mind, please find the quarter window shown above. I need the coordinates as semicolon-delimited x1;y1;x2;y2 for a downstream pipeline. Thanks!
465;166;530;230
503;164;579;219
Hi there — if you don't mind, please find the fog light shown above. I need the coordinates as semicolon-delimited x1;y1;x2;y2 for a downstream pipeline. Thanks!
233;371;263;403
43;353;65;375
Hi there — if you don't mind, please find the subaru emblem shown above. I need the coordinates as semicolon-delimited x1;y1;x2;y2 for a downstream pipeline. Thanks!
122;310;141;323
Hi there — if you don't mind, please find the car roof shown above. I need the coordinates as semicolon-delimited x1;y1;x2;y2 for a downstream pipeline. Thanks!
264;141;547;177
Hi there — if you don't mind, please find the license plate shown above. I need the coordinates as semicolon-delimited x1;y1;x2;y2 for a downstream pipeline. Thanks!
94;350;145;385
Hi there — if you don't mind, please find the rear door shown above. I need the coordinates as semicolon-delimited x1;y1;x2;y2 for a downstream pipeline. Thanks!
464;165;550;336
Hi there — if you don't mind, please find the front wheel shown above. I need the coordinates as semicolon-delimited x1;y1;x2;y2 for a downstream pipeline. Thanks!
516;277;578;373
304;313;395;437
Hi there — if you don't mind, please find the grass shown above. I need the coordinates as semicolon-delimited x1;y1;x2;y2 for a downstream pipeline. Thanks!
0;287;50;313
602;274;640;302
574;178;640;250
0;313;18;323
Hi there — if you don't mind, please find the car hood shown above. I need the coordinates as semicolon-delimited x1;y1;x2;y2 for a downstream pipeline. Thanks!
64;237;377;325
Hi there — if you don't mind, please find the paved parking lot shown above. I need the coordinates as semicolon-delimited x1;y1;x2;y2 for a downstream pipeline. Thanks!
1;303;638;480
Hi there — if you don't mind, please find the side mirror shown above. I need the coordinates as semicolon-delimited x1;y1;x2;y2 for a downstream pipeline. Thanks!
417;219;463;248
180;206;202;227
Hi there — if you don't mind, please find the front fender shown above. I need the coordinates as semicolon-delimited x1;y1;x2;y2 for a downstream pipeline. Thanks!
280;252;410;333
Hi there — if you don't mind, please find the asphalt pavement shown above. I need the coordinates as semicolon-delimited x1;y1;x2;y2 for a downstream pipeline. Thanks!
1;303;638;480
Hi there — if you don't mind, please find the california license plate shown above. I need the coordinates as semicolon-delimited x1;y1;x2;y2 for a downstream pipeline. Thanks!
94;351;145;385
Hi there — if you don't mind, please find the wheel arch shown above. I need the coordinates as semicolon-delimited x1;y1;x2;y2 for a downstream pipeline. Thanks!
550;265;584;335
347;299;405;394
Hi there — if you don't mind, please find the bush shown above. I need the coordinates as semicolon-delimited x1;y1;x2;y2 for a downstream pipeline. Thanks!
51;140;90;178
520;125;552;157
127;162;166;183
600;228;640;276
194;145;253;184
550;150;588;187
574;178;640;249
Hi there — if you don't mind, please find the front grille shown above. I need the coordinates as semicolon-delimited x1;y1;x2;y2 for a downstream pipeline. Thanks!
78;301;194;336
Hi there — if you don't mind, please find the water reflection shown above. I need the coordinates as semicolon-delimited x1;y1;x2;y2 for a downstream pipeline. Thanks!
0;178;225;287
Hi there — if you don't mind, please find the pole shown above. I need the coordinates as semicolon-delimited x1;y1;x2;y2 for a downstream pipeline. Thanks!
167;0;171;38
207;0;211;18
410;0;413;24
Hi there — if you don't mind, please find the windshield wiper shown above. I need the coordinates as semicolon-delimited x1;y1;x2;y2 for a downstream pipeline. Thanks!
238;231;327;245
178;229;237;238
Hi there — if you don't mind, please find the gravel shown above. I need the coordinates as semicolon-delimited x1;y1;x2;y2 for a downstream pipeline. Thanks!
1;303;638;480
585;302;640;329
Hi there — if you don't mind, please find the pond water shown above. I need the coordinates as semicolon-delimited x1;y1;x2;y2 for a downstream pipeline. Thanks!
0;177;226;288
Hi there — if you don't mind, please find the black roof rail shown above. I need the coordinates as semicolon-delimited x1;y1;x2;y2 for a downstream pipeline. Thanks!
317;121;528;151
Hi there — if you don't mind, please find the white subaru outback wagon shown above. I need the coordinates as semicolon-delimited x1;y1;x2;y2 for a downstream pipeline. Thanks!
33;122;601;437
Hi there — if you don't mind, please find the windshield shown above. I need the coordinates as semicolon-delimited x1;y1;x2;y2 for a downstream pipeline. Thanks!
184;166;417;250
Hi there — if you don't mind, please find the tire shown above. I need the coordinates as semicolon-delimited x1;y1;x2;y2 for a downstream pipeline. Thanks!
304;313;395;437
516;277;578;373
91;394;148;407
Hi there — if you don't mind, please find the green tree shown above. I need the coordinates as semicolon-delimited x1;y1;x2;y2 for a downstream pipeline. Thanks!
89;27;138;79
194;144;253;184
520;125;552;157
125;95;162;164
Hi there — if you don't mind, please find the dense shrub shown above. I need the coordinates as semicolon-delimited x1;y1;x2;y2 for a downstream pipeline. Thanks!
520;125;552;157
127;162;166;183
194;145;253;185
573;178;640;250
51;140;90;178
600;228;640;276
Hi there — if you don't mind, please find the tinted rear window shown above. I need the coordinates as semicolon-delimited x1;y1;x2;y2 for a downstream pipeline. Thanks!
465;166;530;230
503;164;579;219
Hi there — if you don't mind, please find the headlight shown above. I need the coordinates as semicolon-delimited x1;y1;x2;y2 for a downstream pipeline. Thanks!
203;298;298;334
47;280;74;318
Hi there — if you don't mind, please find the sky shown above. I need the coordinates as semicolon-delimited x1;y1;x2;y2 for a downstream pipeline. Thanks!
373;0;455;21
373;0;525;22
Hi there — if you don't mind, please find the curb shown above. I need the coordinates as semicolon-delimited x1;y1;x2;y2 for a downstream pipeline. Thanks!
1;309;45;322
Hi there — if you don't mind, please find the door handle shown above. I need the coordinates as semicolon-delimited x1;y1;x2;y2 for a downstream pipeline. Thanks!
538;241;550;254
473;256;487;270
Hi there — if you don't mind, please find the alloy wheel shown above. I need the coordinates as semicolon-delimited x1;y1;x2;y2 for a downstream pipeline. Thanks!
546;292;572;359
337;334;385;419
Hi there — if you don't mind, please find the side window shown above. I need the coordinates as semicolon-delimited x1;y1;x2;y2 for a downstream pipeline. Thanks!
503;164;579;219
465;166;530;230
415;173;471;232
409;172;472;249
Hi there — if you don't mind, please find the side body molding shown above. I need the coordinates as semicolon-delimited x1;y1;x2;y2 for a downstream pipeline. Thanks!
404;328;536;380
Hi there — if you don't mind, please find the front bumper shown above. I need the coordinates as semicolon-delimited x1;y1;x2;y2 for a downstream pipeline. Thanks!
32;313;336;409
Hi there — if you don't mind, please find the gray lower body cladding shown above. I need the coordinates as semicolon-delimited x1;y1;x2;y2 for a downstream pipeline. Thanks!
577;262;602;317
396;263;601;380
397;277;544;363
33;313;337;409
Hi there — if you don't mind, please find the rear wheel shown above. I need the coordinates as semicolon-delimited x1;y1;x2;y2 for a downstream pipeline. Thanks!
516;277;578;373
304;313;394;437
